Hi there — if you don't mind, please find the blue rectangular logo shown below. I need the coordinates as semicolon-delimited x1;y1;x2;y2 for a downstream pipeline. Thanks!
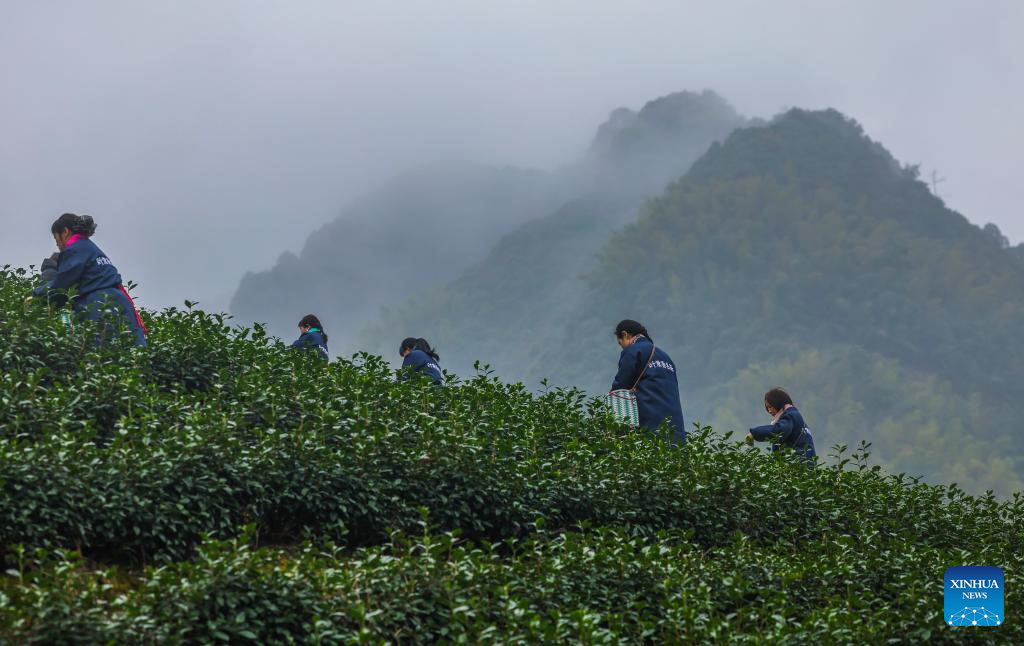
945;566;1004;627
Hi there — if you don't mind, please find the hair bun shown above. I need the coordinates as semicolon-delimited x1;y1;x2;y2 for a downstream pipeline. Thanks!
77;215;97;236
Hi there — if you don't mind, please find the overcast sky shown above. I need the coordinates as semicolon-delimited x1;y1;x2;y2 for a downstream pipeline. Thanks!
1;1;1021;310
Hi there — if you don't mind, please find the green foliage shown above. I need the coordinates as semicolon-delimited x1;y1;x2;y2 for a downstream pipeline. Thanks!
1;265;1021;641
3;527;1021;643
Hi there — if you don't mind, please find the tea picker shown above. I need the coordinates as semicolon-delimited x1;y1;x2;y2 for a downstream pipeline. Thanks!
29;213;148;347
398;337;444;386
290;314;330;361
607;319;686;445
746;387;817;463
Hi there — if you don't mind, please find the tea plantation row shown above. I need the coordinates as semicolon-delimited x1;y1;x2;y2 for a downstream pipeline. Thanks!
4;528;1019;644
0;266;1020;642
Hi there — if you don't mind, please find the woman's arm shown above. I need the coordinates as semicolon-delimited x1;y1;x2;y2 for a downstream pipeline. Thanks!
610;347;641;390
397;352;422;381
750;415;795;442
48;248;89;292
403;352;435;373
40;253;60;283
32;248;88;296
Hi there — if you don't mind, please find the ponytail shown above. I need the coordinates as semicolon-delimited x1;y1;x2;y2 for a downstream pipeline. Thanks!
298;314;328;342
400;337;440;361
614;319;652;342
51;213;97;237
416;338;440;361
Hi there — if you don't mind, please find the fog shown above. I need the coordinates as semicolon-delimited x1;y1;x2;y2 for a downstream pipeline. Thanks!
1;0;1021;311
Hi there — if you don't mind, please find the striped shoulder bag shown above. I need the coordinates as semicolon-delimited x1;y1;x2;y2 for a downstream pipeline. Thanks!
606;344;656;428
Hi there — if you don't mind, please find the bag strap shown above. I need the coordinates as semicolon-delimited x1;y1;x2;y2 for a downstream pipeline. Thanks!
786;426;808;448
630;343;657;391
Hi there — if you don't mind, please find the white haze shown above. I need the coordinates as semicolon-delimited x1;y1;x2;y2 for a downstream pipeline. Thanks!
0;0;1021;311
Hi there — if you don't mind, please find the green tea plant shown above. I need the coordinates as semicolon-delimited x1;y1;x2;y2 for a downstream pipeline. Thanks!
0;266;1019;643
2;529;1019;644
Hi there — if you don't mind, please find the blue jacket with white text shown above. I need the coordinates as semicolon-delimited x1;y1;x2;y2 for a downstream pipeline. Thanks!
32;237;147;346
33;237;123;302
401;349;443;386
611;336;686;443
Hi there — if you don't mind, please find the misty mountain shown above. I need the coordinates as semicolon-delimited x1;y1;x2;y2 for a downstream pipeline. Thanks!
229;163;563;341
361;90;747;367
370;107;1024;494
573;89;754;200
230;90;746;344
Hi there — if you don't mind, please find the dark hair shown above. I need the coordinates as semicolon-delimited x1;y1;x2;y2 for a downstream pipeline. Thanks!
298;314;327;342
614;319;652;342
51;213;97;237
400;337;439;361
764;387;794;411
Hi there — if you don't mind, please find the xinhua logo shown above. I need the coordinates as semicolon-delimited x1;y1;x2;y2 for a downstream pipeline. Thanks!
944;566;1004;627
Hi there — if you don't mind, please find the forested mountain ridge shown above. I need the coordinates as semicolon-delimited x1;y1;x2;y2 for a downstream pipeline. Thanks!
231;90;746;344
360;91;747;370
584;109;1024;400
575;109;1024;493
373;107;1024;494
363;195;634;378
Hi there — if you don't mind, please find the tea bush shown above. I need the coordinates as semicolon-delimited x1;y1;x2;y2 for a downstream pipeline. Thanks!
0;266;1020;642
2;530;1019;644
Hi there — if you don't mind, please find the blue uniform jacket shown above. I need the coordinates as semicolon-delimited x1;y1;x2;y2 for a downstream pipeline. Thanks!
611;336;686;443
750;406;817;462
290;329;329;361
401;349;444;385
33;238;147;346
33;238;123;301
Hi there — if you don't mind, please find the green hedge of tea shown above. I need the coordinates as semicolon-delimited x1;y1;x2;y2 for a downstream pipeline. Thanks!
2;531;1019;644
0;266;1020;642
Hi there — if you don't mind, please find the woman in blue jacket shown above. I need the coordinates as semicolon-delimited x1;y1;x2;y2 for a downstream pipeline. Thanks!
746;387;817;463
32;213;147;347
611;320;686;444
290;314;329;361
399;337;443;386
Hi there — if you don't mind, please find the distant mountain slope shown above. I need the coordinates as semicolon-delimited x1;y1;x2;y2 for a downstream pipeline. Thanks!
362;91;748;373
230;162;562;342
579;109;1024;395
370;107;1024;494
364;195;632;377
233;90;746;346
575;89;755;199
556;109;1024;492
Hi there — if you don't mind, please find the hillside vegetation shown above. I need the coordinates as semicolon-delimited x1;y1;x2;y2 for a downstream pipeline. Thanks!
0;267;1020;643
372;108;1024;495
